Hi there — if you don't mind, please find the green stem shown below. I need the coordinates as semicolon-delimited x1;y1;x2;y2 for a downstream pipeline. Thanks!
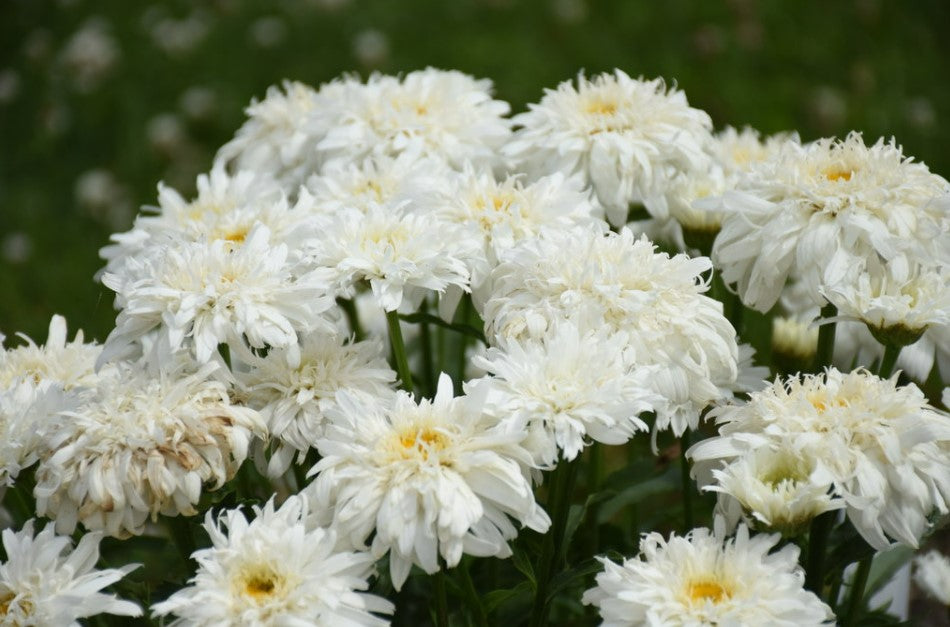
338;298;365;342
680;431;694;532
419;310;435;398
843;556;873;626
434;568;449;627
814;303;838;372
587;443;604;553
804;510;836;594
455;296;473;392
530;457;580;627
386;310;414;394
460;560;488;627
877;344;902;379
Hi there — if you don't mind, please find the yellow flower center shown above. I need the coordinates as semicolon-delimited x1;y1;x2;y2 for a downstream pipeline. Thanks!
389;423;452;463
824;167;853;182
585;98;618;115
687;580;730;604
238;567;283;604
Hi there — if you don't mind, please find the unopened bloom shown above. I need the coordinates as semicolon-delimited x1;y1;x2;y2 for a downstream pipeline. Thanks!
307;373;550;589
0;520;141;625
505;70;713;225
152;496;393;625
582;524;833;626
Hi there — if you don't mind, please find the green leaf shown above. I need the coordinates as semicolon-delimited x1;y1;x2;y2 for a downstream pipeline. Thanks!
484;580;533;612
398;311;487;344
597;466;679;523
511;545;536;587
865;545;914;599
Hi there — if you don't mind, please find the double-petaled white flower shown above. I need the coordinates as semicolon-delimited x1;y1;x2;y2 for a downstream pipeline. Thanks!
306;205;476;313
152;496;394;626
712;132;950;312
101;225;336;365
505;70;713;225
471;323;662;466
582;523;834;626
690;368;950;550
0;520;141;625
234;332;396;478
34;361;265;538
216;80;324;189
307;373;550;590
100;166;287;283
483;225;738;434
317;68;511;171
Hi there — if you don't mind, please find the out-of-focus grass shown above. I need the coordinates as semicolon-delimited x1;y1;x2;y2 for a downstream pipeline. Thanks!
1;0;948;342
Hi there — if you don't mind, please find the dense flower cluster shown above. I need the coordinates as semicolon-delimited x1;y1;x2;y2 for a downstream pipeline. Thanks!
3;66;949;625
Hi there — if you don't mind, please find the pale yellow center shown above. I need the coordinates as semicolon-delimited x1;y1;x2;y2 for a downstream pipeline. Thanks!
398;426;448;459
687;580;730;604
585;99;618;115
824;167;853;182
238;567;283;604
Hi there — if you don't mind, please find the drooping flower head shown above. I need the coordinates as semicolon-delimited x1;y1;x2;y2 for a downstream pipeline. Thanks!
34;361;266;538
307;373;550;590
582;523;834;626
152;496;394;626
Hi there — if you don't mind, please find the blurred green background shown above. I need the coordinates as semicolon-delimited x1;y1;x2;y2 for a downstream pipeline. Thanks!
1;0;948;343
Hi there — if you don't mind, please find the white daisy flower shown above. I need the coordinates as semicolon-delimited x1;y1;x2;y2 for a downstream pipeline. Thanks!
0;380;70;487
306;205;475;313
504;70;713;225
700;445;843;536
0;520;141;625
34;361;266;538
470;323;662;467
305;152;452;217
483;226;738;434
690;368;950;550
914;550;950;606
216;80;324;189
712;132;950;312
582;523;834;626
317;68;511;171
823;255;950;347
666;126;798;247
152;495;394;626
234;332;396;478
307;373;550;590
100;166;286;282
0;314;100;391
423;168;605;297
101;225;336;365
